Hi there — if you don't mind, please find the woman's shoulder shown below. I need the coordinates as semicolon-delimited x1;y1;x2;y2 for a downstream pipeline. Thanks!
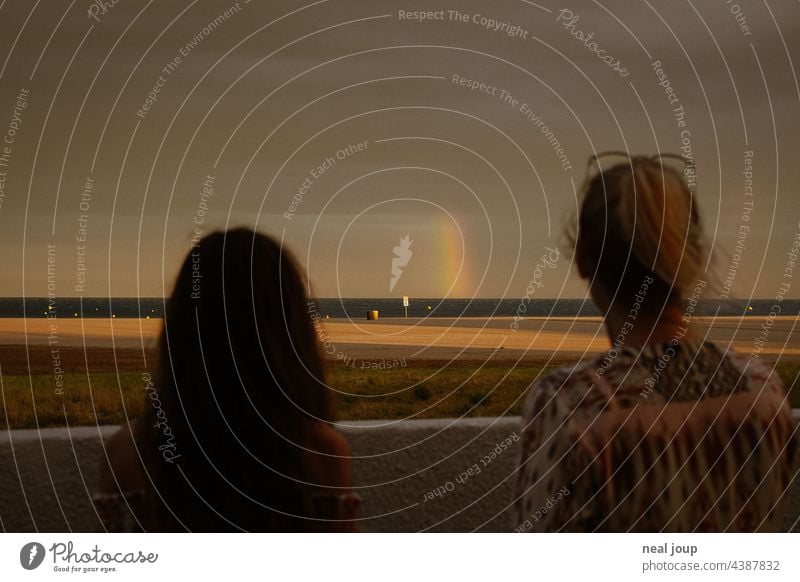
305;422;359;531
528;349;639;397
308;421;351;457
711;344;788;404
522;347;650;421
98;419;147;494
532;359;595;390
522;359;599;418
722;346;785;384
95;420;149;531
305;421;352;490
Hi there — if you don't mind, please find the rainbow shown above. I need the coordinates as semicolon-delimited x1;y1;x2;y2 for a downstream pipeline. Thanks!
435;214;471;297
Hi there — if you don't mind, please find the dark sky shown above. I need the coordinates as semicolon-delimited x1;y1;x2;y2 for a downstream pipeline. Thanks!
0;0;798;299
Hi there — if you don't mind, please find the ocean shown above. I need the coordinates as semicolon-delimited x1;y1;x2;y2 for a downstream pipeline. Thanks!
0;297;797;319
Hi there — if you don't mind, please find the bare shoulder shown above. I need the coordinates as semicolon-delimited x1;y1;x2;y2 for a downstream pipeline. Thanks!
98;419;147;494
307;422;352;490
316;423;351;457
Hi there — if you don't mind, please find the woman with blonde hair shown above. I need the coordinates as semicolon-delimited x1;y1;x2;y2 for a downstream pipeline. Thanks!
514;153;795;532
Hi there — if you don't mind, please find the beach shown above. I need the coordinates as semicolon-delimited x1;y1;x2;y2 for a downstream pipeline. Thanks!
0;315;797;363
1;315;798;428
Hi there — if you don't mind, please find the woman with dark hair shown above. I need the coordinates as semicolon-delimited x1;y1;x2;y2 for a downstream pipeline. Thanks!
514;153;795;532
95;228;357;532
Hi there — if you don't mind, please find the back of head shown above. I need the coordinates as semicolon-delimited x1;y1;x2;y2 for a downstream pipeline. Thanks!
142;228;332;531
570;155;705;311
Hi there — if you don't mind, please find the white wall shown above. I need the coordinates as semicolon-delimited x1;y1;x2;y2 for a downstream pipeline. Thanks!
1;415;799;532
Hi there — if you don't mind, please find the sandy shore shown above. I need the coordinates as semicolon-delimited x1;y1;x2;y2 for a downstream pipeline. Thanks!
0;315;796;362
318;316;799;360
0;318;162;349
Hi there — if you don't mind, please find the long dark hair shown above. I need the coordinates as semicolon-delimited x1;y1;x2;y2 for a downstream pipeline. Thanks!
140;228;333;531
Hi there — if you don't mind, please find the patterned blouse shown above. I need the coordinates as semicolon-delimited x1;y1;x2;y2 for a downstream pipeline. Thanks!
514;340;795;532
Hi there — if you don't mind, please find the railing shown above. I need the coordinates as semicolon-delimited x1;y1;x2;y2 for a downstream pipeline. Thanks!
2;414;799;532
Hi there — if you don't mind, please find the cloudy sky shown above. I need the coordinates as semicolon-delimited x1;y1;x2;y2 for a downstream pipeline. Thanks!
0;0;797;300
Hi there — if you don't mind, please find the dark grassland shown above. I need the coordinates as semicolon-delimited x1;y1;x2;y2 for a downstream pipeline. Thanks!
1;346;798;429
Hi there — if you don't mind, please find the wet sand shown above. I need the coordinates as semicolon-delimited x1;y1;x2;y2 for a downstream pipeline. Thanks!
320;316;799;361
0;316;796;365
0;318;162;349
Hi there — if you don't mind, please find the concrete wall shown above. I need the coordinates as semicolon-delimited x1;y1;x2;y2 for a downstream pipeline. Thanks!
2;415;799;532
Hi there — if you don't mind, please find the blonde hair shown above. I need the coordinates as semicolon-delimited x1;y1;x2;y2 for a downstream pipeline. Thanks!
569;157;705;307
